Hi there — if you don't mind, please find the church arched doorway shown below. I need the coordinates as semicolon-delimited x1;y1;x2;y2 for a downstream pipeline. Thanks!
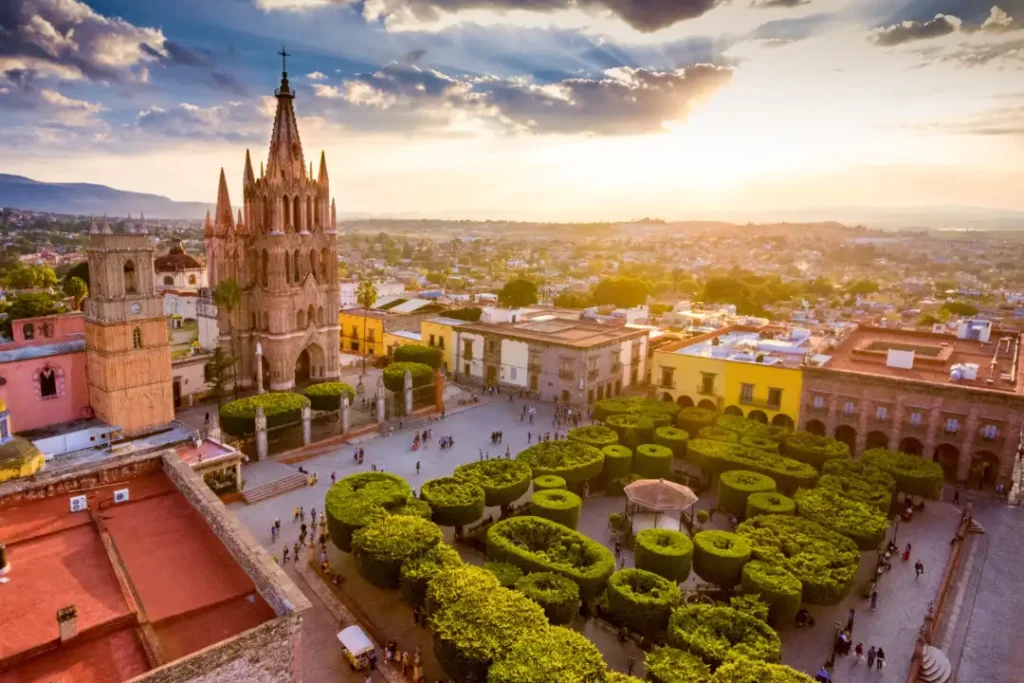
933;443;960;482
294;343;325;387
835;424;857;455
261;355;271;391
805;419;826;436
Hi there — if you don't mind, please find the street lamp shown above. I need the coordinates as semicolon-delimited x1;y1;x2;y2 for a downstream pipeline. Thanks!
891;514;901;545
826;619;842;668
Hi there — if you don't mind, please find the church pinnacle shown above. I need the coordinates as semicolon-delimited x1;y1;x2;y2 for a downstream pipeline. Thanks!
215;168;234;232
266;46;305;184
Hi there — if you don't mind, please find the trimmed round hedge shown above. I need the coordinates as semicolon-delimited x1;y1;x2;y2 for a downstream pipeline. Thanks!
606;674;642;683
741;560;802;627
454;459;533;508
739;436;779;454
567;425;619;448
529;489;582;529
698;426;740;443
484;561;524;588
382;361;434;392
351;514;442;589
606;413;655;449
302;382;356;411
729;594;769;622
421;476;485;528
817;473;892;515
393;344;443;368
607;569;681;637
219;392;309;436
667;604;782;669
633;443;673;479
862;447;945;499
736;514;859;605
608;473;644;497
677;406;717;437
708;659;816;683
487;626;606;683
594;397;680;423
645;646;711;683
425;565;500;618
716;415;774;440
602;444;634;483
516;441;605;486
780;432;850;471
692;531;752;588
399;543;463;607
654;426;689;459
325;472;421;552
687;439;818;493
533;474;566;492
718;470;777;518
794;487;889;550
745;492;795;519
486;516;614;599
514;571;580;625
634;529;693;583
822;458;897;492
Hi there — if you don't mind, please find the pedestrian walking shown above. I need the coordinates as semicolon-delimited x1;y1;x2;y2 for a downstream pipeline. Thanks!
846;608;855;634
618;556;625;570
870;590;878;610
952;488;959;505
854;642;863;661
915;560;924;578
413;606;420;626
293;542;300;562
331;471;336;485
626;656;635;676
614;540;622;558
282;547;290;564
527;431;532;444
299;506;304;522
505;446;510;458
293;507;300;522
866;646;876;668
876;647;885;670
416;460;421;474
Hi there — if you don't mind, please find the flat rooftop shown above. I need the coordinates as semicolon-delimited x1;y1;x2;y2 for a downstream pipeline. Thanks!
460;318;646;348
659;325;812;369
0;470;275;683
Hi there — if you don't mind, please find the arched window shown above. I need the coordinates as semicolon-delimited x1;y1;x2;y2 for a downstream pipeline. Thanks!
260;250;269;287
188;275;197;285
124;260;137;294
282;195;290;230
263;312;269;331
297;309;305;329
39;366;57;398
306;196;313;231
307;305;315;328
320;248;329;281
309;250;318;284
23;323;35;340
251;312;257;330
293;250;300;283
133;327;142;349
163;275;174;286
293;195;302;232
285;254;291;284
262;198;270;232
317;306;324;325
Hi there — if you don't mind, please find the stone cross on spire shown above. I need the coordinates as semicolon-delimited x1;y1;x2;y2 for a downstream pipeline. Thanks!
267;47;305;184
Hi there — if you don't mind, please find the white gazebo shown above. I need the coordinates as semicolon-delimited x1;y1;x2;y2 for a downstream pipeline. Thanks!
623;478;699;533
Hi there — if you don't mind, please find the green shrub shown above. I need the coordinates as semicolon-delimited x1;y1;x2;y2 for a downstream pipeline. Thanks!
425;565;500;618
677;407;717;437
382;361;434;392
817;473;892;515
516;441;605;486
740;560;802;627
487;626;605;683
696;510;710;525
395;497;433;519
739;436;778;454
633;443;674;478
351;515;442;589
716;415;773;439
822;458;896;492
484;561;524;587
708;659;816;683
594;397;679;423
644;646;711;683
692;531;752;588
602;444;634;482
432;585;548;683
393;344;443;368
302;382;356;411
667;604;782;669
735;514;859;605
399;543;463;607
608;473;643;496
533;474;566;492
486;516;614;599
729;594;770;622
687;440;818;493
514;571;580;625
219;392;309;436
698;426;740;443
745;492;795;519
607;569;681;637
567;425;618;448
780;432;850;470
654;426;689;459
634;528;693;583
325;472;419;552
606;413;655;449
606;673;641;683
718;470;777;518
454;459;534;508
421;476;485;528
529;489;582;529
862;447;945;499
794;487;889;549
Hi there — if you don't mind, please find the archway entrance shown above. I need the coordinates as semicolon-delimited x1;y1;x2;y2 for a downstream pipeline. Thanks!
969;451;999;490
697;399;716;411
748;410;768;424
677;395;694;409
805;419;826;436
771;414;795;430
933;443;960;482
899;437;923;456
835;425;857;454
866;430;889;451
723;405;743;417
295;349;311;386
261;355;271;391
660;392;673;402
294;343;326;388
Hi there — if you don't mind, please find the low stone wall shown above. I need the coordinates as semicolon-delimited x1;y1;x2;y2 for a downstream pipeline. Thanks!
0;451;162;505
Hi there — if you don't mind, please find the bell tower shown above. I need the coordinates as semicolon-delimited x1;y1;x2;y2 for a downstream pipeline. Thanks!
83;221;174;434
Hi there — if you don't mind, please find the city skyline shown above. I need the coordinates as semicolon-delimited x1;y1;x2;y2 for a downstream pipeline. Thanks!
1;0;1023;221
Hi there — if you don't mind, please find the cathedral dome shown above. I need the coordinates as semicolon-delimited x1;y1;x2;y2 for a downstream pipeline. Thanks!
155;238;203;272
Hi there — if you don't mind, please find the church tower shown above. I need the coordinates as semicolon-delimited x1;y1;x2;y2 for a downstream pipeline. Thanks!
84;221;174;434
206;51;340;391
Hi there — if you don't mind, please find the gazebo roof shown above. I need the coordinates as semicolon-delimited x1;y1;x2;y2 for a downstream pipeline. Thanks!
624;478;698;512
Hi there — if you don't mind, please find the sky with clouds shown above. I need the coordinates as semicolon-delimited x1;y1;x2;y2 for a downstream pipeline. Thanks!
1;0;1023;220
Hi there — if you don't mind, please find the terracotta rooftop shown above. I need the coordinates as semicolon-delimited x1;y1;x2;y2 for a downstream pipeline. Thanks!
459;318;647;348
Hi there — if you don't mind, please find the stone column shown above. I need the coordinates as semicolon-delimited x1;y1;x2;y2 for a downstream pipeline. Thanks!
890;396;906;454
434;367;446;414
855;394;870;457
255;406;268;461
404;369;413;416
208;411;222;442
376;377;386;422
234;463;242;492
255;341;265;395
302;405;312;446
923;400;942;462
956;406;980;483
341;395;350;433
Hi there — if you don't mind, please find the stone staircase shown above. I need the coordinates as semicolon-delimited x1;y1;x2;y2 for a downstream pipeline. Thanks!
918;645;952;683
968;517;985;534
241;472;309;504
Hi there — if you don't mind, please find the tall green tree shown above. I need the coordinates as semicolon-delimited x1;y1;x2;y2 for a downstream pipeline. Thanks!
356;279;378;374
205;344;237;407
63;276;88;310
1;292;64;337
498;279;538;307
213;278;242;391
593;277;648;308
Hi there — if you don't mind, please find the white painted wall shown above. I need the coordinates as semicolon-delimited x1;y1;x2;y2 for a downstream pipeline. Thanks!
620;339;633;387
198;312;219;351
163;292;199;319
458;332;485;378
501;339;529;387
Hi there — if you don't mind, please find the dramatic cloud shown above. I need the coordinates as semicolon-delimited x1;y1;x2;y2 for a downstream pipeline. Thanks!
932;38;1024;67
750;0;811;8
981;5;1020;32
870;14;962;46
0;70;104;126
307;71;328;80
134;101;268;143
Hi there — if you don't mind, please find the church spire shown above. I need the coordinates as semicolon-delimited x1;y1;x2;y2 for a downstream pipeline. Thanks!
243;149;255;189
266;46;305;184
204;210;214;237
215;168;234;232
318;150;329;187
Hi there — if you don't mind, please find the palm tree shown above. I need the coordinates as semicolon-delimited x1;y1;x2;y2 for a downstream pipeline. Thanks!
356;279;378;376
213;278;242;392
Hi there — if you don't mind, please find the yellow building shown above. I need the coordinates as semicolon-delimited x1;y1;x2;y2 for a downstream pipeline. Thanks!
421;317;471;373
651;326;804;429
0;399;45;484
339;309;385;357
383;330;424;357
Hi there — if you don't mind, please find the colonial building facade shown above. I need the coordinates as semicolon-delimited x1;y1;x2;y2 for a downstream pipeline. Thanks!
205;66;340;391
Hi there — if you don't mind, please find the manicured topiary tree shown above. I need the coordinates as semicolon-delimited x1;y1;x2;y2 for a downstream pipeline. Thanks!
740;436;779;454
654;426;689;459
741;560;802;627
514;571;580;625
516;441;605;488
351;514;442;589
817;473;892;515
794;487;889;549
607;569;681;637
399;543;463;607
454;459;533;513
718;470;777;518
644;646;711;683
745;492;795;519
780;432;850;471
692;531;752;588
862;447;945;499
822;458;897;492
594;397;679;424
420;476;485;534
602;444;633;483
486;516;614;599
698;426;740;444
716;415;772;440
634;528;693;583
708;659;816;683
729;594;770;622
687;440;819;493
533;474;566;492
567;425;618;448
484;561;524;588
667;604;782;669
382;361;434;392
220;392;309;436
633;443;673;478
487;626;606;683
325;472;422;552
606;673;642;683
393;344;443;368
606;413;655;449
735;514;859;605
529;489;582;529
302;382;356;411
607;473;643;496
677;406;717;437
425;565;501;618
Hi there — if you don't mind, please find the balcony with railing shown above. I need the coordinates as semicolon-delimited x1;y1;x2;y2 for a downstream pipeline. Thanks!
528;360;542;373
611;361;623;375
558;369;575;381
739;396;781;410
588;367;599;381
697;384;717;397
